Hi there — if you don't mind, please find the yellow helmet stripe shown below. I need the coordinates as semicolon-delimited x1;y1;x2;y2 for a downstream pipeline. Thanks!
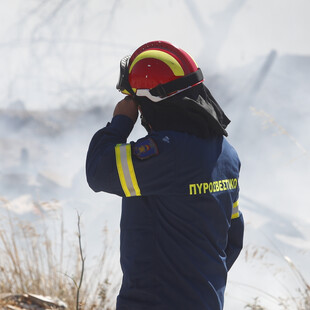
121;88;136;95
129;50;185;76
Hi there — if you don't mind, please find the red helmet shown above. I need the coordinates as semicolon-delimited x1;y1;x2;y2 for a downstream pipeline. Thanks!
116;41;204;102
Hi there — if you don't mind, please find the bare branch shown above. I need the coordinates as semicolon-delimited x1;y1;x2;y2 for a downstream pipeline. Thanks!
76;211;86;310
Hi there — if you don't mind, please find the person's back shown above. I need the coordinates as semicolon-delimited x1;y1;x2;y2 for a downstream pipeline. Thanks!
86;41;244;310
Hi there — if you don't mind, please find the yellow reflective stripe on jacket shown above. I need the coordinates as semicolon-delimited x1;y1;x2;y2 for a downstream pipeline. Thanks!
231;199;239;219
115;144;141;197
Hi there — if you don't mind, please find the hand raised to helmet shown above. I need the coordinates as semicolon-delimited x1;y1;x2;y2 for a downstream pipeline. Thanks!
113;96;138;123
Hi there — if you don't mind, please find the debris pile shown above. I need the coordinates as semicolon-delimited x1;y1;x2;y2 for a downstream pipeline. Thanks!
0;293;67;310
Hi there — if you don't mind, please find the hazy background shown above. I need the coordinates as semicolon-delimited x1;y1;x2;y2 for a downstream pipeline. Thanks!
0;0;309;309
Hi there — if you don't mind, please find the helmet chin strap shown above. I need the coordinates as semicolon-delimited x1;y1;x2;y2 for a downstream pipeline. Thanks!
140;114;152;133
138;105;152;132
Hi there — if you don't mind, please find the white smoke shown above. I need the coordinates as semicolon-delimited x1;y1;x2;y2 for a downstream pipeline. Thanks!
0;1;309;309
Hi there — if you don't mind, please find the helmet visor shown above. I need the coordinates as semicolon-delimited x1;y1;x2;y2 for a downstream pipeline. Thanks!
116;55;135;95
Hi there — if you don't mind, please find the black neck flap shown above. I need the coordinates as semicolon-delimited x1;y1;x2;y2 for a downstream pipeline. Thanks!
137;83;231;138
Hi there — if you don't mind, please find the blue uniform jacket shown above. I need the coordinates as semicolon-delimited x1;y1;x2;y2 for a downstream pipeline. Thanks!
86;115;244;310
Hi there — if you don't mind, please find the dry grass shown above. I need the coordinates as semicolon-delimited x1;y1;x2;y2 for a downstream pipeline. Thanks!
242;245;310;310
3;197;308;310
0;197;120;309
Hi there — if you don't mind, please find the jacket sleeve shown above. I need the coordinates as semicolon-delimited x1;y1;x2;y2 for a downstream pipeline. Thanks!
225;197;244;271
86;114;176;197
86;114;134;195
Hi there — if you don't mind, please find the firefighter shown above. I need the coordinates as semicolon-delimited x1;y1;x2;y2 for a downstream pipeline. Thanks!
86;41;244;310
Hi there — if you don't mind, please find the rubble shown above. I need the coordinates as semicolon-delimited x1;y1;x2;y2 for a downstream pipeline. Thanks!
0;293;67;310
